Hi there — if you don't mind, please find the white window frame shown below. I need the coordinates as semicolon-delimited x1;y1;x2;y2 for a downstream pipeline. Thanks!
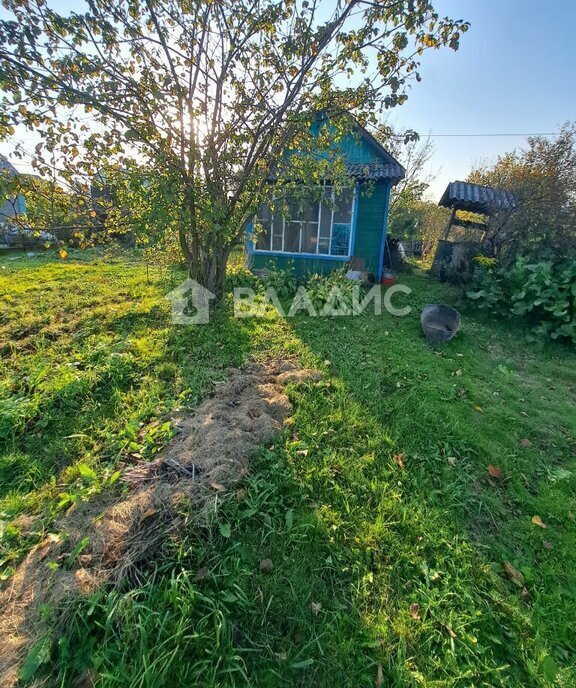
254;185;356;259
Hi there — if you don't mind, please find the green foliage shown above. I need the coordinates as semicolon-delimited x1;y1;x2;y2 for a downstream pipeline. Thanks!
468;123;576;260
305;270;358;311
261;264;300;298
388;199;450;260
473;254;498;270
466;256;576;343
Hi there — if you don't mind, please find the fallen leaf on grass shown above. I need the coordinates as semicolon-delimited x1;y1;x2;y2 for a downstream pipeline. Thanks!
473;405;483;413
502;561;525;587
209;482;226;492
375;663;384;687
296;449;309;457
195;566;209;581
310;601;322;616
453;368;463;377
531;515;548;529
447;456;457;467
393;453;405;470
140;508;158;521
259;558;273;574
520;438;532;448
409;603;421;620
520;411;529;417
487;465;503;479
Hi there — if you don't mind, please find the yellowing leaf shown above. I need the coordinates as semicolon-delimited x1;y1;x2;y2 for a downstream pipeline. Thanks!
141;508;158;520
58;249;68;259
393;453;405;470
502;561;524;587
531;515;547;529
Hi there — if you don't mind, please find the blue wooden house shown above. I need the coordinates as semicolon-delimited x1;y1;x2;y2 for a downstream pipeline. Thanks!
245;116;405;282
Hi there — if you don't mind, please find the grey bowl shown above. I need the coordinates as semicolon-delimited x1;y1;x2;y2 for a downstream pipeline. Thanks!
421;304;461;344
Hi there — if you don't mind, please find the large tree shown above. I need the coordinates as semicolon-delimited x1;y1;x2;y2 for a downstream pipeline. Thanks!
0;0;468;294
468;123;576;261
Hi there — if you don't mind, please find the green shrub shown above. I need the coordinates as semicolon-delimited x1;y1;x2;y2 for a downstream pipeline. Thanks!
261;264;300;298
225;263;261;292
305;270;358;312
466;256;576;343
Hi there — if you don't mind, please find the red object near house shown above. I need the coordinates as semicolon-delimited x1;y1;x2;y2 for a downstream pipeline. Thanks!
381;272;397;286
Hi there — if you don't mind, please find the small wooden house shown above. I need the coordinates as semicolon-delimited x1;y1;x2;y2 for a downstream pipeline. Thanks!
245;116;405;282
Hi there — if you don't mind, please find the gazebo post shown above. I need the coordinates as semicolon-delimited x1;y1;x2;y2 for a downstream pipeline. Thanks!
443;207;456;240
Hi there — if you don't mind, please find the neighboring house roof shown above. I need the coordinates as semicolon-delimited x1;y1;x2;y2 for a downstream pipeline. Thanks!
439;180;517;214
0;154;19;177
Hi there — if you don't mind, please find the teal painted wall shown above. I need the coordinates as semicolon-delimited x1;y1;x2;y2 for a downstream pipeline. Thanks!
249;179;389;277
293;119;383;166
352;179;388;275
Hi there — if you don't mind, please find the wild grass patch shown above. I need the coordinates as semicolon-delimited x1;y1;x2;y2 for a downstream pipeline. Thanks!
1;255;575;686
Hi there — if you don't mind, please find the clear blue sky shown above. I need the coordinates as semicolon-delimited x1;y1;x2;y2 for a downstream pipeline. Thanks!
2;0;575;201
390;0;576;199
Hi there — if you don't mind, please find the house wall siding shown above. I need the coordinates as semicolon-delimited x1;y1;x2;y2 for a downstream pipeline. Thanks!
352;179;389;276
249;179;390;278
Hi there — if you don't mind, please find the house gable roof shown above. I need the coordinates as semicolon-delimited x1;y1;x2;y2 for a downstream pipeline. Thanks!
326;116;405;184
271;113;406;185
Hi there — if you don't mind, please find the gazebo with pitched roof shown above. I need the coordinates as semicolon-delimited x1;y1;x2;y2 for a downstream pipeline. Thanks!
438;180;517;240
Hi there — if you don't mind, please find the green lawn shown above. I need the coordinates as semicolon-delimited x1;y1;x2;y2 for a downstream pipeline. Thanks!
1;252;575;687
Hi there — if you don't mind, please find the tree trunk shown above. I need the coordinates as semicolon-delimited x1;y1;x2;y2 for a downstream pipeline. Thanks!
184;241;230;302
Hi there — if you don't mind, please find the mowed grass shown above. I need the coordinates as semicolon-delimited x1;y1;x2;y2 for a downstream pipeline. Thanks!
1;252;575;687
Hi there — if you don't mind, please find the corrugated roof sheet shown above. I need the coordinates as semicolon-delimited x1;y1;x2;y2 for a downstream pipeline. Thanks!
439;180;517;214
346;161;405;183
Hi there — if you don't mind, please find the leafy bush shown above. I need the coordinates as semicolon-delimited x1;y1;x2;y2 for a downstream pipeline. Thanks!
261;264;300;298
225;264;261;292
466;256;576;343
305;270;359;312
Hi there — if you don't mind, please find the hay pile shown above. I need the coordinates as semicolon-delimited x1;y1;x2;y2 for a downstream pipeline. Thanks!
0;359;321;687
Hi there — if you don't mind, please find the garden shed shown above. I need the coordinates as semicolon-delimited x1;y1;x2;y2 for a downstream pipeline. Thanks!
245;116;405;282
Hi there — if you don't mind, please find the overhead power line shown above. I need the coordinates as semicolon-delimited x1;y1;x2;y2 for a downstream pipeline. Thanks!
408;132;561;138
